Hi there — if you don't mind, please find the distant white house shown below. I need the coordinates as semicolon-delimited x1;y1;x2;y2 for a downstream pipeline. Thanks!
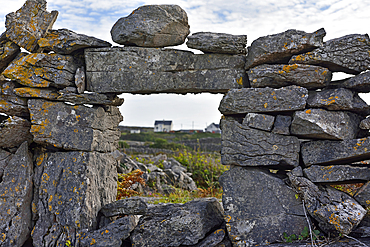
154;120;173;132
205;123;221;133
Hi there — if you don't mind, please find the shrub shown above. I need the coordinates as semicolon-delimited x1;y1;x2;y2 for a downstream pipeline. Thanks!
117;169;146;200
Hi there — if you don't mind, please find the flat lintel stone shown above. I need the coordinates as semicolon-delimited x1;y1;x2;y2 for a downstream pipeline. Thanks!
85;47;246;94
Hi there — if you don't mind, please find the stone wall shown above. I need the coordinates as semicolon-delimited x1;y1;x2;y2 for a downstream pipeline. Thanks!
1;0;370;247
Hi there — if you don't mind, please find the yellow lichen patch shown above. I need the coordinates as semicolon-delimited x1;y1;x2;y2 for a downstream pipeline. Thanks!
42;173;50;182
322;70;328;75
90;238;96;245
305;109;311;114
1;233;5;242
263;103;268;108
281;64;298;73
236;77;243;85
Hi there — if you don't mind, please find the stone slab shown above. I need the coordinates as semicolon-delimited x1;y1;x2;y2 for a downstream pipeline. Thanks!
242;113;275;131
303;165;370;183
85;47;246;94
218;85;308;115
272;115;292;135
0;80;29;117
342;71;370;93
0;116;33;149
0;33;20;74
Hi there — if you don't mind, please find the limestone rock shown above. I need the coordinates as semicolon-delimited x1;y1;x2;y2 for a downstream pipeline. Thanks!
307;88;370;115
0;142;33;247
0;80;29;117
289;34;370;75
38;28;111;54
248;64;332;89
219;166;306;246
242;113;275;131
3;53;80;88
85;47;245;94
301;137;370;166
75;66;85;93
5;0;58;52
304;165;370;183
0;116;33;148
354;182;370;211
131;198;224;246
221;119;300;168
245;28;325;69
290;109;361;140
193;228;226;247
0;148;12;178
100;197;148;217
80;215;138;247
111;5;190;47
0;33;20;74
28;99;122;152
186;32;247;54
288;167;366;235
13;87;59;100
272;115;292;135
360;118;370;129
218;85;308;115
32;151;117;247
56;92;124;106
342;71;370;93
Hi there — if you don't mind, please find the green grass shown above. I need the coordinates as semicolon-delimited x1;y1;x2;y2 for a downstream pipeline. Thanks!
120;131;221;143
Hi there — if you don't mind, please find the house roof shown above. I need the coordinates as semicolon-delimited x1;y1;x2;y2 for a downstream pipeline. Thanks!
207;123;220;128
154;120;172;125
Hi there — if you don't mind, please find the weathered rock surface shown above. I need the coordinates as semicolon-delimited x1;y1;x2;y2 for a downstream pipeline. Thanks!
38;28;111;54
0;142;33;247
32;151;117;247
85;47;245;94
290;109;361;140
221;119;300;168
301;137;370;166
28;99;122;152
354;182;370;211
290;34;370;75
248;64;332;89
303;165;370;183
360;118;370;130
0;80;29;117
13;87;59;100
245;28;326;69
220;166;306;246
193;228;227;247
99;197;148;217
342;71;370;93
0;149;12;178
0;116;33;148
288;167;366;235
3;53;80;88
80;215;138;247
218;86;308;115
242;113;275;131
307;88;370;115
75;66;85;93
131;198;224;247
272;115;292;135
0;33;20;74
111;5;190;47
5;0;58;52
186;32;247;55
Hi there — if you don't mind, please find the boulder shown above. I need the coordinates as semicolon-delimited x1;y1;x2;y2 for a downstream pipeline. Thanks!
130;198;224;247
79;215;138;247
242;113;275;131
0;116;33;148
303;165;370;183
272;115;292;135
28;99;122;152
111;5;190;47
32;151;117;247
301;137;370;166
219;166;306;246
0;80;29;117
75;66;85;93
290;109;361;140
99;197;148;218
360;118;370;129
307;88;370;115
221;119;300;168
3;53;80;88
288;167;366;235
341;71;370;93
248;64;332;89
0;142;33;247
5;0;58;52
0;33;20;74
289;34;370;75
245;28;325;69
38;28;111;54
186;32;247;54
218;85;308;115
85;47;245;94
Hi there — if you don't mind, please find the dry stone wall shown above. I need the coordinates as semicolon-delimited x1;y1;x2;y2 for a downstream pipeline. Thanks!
1;0;370;247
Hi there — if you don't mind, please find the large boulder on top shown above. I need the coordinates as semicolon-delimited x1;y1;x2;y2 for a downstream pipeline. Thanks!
111;5;190;48
186;32;247;54
245;28;326;69
38;29;111;55
289;34;370;75
5;0;58;53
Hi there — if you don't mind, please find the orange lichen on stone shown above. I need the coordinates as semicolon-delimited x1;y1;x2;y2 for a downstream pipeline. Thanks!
305;109;311;114
236;77;243;85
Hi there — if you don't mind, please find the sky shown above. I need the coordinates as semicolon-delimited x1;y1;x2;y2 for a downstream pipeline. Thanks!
1;0;370;130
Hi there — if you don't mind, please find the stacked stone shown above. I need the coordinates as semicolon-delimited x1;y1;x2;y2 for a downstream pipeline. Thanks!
0;0;123;246
219;28;370;245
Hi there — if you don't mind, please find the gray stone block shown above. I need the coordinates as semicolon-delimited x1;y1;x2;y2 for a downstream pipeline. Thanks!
272;115;292;135
0;33;20;74
242;113;275;131
0;116;33;149
303;165;370;183
342;71;370;93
